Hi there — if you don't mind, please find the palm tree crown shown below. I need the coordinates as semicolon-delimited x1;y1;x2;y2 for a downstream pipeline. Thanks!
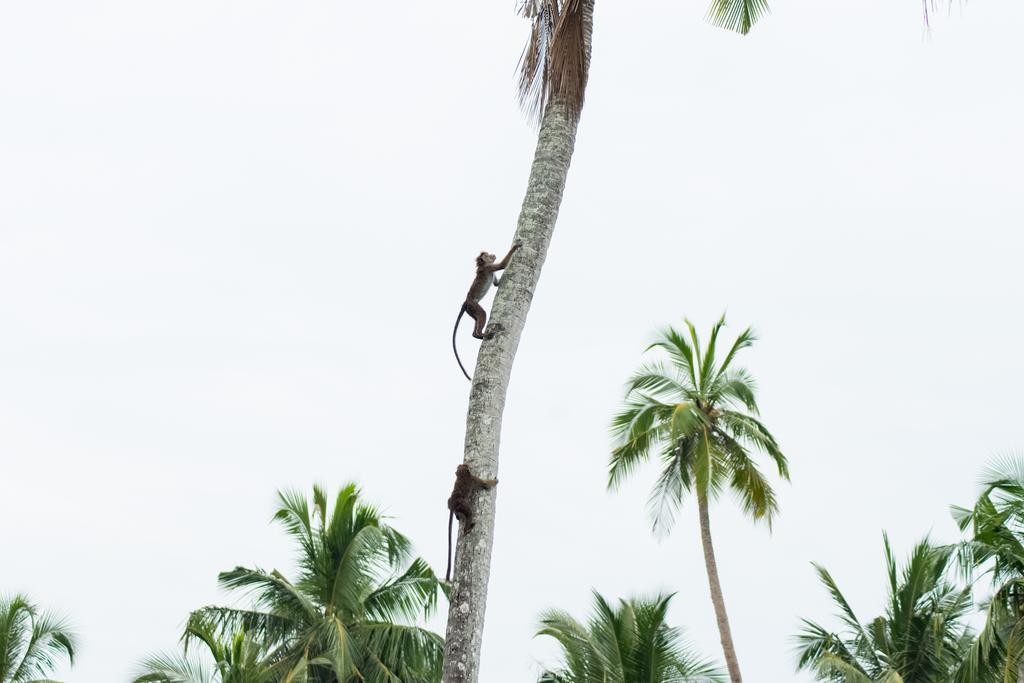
516;0;770;124
536;591;725;683
796;535;981;682
0;594;77;683
609;316;788;534
189;483;444;683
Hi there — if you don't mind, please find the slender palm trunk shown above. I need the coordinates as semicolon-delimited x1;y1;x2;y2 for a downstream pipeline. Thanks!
697;489;743;683
440;4;594;681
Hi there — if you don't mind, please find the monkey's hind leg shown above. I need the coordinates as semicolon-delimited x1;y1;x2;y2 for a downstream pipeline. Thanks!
466;301;487;340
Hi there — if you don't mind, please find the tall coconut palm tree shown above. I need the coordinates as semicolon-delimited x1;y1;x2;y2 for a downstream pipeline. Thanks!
190;484;444;683
952;456;1024;682
0;594;77;683
535;591;725;683
133;616;273;683
441;3;597;680
796;535;985;682
447;0;774;673
607;316;787;682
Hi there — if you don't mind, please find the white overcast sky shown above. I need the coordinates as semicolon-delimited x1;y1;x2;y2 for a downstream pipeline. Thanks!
1;0;1022;681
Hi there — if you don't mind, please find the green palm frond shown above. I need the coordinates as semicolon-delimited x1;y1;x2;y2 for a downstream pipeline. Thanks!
714;327;756;382
627;362;693;399
710;369;759;414
812;652;874;683
274;489;313;542
186;608;294;649
981;455;1024;497
716;411;788;480
706;0;770;35
698;315;727;392
609;398;672;490
217;568;319;624
795;619;848;674
132;652;214;683
692;427;716;502
684;320;705;389
278;656;309;683
536;609;593;681
181;616;225;663
330;524;387;615
648;441;690;535
363;559;442;624
0;595;76;683
588;592;629;678
647;327;699;390
723;441;778;526
356;622;443;683
316;615;361;681
808;565;876;661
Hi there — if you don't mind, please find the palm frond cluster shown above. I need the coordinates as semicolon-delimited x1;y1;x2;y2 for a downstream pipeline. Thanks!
796;537;980;682
794;456;1024;683
133;484;444;683
536;592;725;683
516;0;590;124
0;595;76;683
950;456;1024;682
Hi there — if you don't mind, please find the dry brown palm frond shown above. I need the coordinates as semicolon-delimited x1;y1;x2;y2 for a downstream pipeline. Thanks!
516;0;557;123
548;0;587;121
516;0;587;125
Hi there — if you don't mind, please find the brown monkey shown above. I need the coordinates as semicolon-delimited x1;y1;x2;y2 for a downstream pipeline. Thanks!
452;243;522;380
446;464;498;582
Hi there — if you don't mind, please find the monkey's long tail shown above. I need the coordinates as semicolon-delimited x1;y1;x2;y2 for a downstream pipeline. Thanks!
452;305;471;381
446;510;455;582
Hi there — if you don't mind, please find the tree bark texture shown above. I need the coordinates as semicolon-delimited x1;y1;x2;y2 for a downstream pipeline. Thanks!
697;489;744;683
440;4;594;681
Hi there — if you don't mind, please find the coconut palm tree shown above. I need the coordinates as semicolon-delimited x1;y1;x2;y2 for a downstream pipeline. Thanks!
133;616;273;683
440;3;597;679
952;456;1024;682
0;594;77;683
796;535;984;682
607;316;787;682
189;484;444;683
535;591;725;683
448;0;774;673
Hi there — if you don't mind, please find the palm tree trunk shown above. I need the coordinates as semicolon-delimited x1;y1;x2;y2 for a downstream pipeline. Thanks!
697;489;743;683
440;4;594;681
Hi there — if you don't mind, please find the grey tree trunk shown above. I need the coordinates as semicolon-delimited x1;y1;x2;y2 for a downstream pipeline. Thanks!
697;489;744;683
440;4;594;681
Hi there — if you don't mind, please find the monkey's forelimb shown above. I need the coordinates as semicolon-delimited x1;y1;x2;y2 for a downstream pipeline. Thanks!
452;305;472;381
